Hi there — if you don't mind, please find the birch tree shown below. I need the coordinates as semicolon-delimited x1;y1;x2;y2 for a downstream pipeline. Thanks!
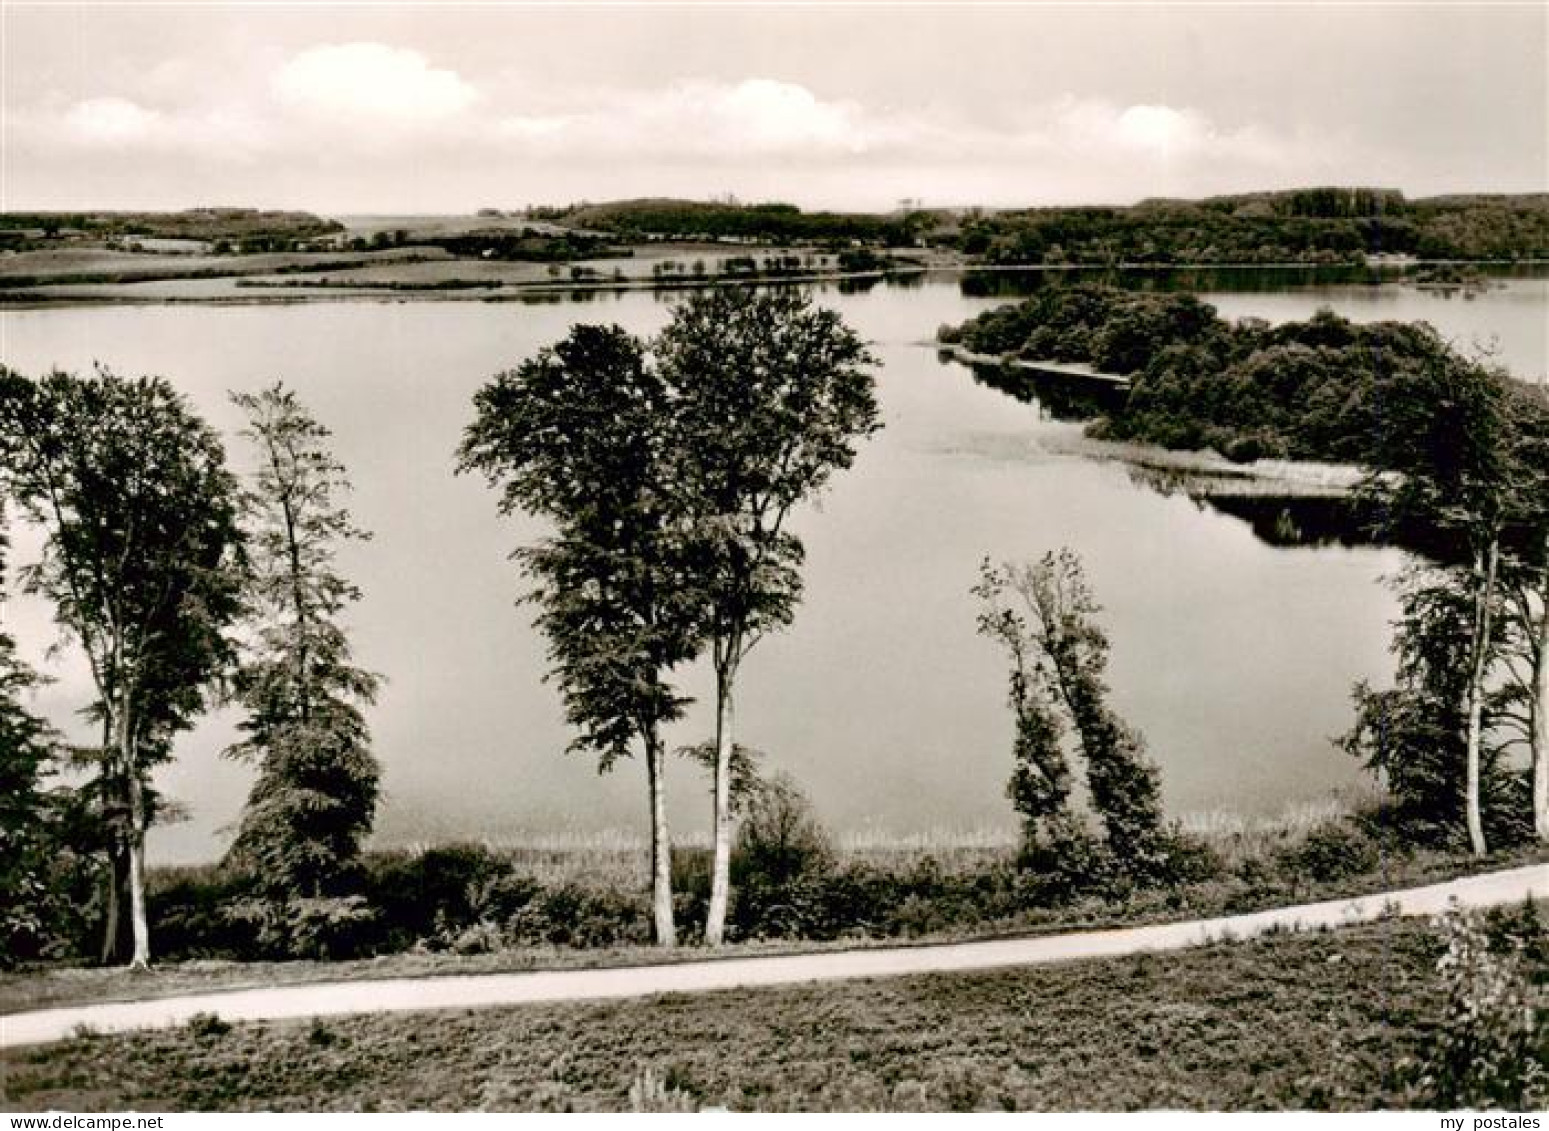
0;509;67;963
1361;352;1525;855
459;325;700;946
0;367;243;967
658;287;878;946
1498;383;1549;840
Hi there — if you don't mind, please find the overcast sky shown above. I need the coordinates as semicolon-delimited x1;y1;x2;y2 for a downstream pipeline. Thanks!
2;2;1544;213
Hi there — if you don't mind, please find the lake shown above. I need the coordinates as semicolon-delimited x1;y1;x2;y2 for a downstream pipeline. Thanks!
2;271;1544;863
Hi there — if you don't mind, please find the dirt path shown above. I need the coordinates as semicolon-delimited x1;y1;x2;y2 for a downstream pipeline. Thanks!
3;863;1542;1049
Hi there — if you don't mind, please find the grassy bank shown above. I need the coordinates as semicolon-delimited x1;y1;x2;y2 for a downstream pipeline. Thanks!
3;908;1541;1112
3;806;1543;1016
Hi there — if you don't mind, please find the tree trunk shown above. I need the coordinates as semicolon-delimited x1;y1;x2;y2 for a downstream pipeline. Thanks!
99;845;126;966
1463;541;1500;857
1533;568;1548;842
645;732;676;948
704;658;736;947
126;769;151;969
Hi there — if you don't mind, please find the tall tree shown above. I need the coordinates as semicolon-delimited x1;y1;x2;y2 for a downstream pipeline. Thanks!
0;508;67;964
1343;563;1525;846
1360;352;1527;854
974;551;1169;877
459;325;700;946
971;558;1076;856
0;367;243;967
1498;382;1549;840
657;287;879;946
225;384;381;929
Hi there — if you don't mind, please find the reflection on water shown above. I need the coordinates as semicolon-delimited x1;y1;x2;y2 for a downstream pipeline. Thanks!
4;270;1538;862
955;355;1124;422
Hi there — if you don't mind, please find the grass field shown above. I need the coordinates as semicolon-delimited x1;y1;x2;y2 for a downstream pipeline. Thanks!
0;237;918;303
0;247;437;286
2;831;1542;1018
0;913;1488;1111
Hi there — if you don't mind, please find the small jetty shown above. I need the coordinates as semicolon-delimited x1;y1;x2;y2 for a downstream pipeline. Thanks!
938;345;1133;388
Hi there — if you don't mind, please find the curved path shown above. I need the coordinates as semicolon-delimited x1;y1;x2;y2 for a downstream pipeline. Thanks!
4;863;1543;1049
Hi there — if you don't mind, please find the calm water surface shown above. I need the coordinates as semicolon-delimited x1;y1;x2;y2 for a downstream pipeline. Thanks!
2;275;1541;862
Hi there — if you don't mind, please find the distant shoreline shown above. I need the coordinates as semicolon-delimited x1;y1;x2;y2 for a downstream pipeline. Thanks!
3;255;1545;311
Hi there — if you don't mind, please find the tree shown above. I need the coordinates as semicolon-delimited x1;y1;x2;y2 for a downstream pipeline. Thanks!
0;509;67;964
1497;383;1549;840
1359;352;1527;855
459;325;701;947
0;367;243;967
971;559;1075;856
224;384;381;941
1342;564;1525;846
973;551;1169;878
657;287;879;945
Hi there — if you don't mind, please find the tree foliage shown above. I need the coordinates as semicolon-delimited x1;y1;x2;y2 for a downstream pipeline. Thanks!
0;366;243;966
657;286;879;945
225;384;381;911
659;287;881;664
949;189;1549;265
1341;565;1528;847
459;324;702;946
974;550;1170;879
941;285;1526;467
0;511;71;965
460;294;878;947
1355;351;1543;853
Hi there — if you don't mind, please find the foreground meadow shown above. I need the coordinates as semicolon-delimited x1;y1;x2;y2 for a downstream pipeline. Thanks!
5;908;1544;1112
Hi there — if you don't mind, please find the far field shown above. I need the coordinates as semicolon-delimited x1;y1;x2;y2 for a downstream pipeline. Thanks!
0;912;1515;1112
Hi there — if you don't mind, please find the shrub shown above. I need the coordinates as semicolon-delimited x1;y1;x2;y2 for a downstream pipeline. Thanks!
150;870;259;961
1016;819;1117;903
1273;820;1381;885
731;773;834;890
629;1066;697;1112
364;844;514;950
1152;827;1227;886
185;1012;232;1039
506;882;652;949
219;894;374;961
1405;904;1547;1110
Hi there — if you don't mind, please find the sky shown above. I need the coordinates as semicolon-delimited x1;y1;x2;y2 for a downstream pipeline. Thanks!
1;2;1545;213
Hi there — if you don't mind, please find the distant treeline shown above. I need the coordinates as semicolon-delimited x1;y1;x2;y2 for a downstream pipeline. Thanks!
556;198;924;246
949;189;1549;265
939;284;1549;466
418;231;627;262
527;189;1549;262
0;208;343;249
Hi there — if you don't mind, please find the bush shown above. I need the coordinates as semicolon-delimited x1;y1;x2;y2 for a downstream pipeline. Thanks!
224;895;378;961
1153;828;1227;886
731;773;834;890
1273;820;1381;885
149;870;259;961
1016;820;1118;903
1404;904;1547;1110
505;882;651;948
184;1012;232;1039
363;844;514;950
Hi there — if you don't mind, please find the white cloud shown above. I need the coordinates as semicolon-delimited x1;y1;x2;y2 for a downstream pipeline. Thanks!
661;78;872;152
494;78;885;160
272;43;477;125
4;61;1372;208
1115;104;1205;154
65;97;162;145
